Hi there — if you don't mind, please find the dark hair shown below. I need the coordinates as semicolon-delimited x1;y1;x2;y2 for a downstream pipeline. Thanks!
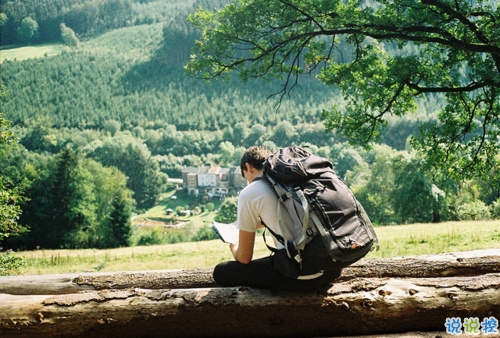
240;146;271;174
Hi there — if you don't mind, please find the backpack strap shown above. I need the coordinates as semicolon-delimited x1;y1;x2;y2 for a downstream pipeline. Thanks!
260;221;284;253
293;186;311;252
258;174;314;265
267;175;312;252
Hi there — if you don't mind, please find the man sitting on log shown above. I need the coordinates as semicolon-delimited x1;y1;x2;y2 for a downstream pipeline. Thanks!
213;146;360;292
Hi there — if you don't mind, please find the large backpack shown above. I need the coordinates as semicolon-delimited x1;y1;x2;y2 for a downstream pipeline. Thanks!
259;146;379;278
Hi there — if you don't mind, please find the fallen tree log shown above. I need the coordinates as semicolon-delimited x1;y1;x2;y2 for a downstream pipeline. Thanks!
1;249;499;295
0;249;499;337
0;273;499;337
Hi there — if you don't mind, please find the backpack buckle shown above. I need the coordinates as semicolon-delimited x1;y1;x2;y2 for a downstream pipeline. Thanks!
279;191;293;202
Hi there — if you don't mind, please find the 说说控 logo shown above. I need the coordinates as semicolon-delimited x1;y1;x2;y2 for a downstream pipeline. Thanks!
445;317;498;335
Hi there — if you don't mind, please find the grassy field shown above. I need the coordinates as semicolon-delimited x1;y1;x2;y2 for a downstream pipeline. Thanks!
129;188;224;244
13;220;500;275
0;43;66;63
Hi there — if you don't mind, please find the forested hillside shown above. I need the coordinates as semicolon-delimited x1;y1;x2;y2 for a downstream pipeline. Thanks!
0;0;207;45
0;0;498;252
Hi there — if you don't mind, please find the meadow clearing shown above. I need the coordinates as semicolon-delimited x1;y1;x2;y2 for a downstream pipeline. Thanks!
0;43;66;63
15;220;500;275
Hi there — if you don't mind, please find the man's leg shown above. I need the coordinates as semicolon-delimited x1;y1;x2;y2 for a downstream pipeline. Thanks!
213;256;279;290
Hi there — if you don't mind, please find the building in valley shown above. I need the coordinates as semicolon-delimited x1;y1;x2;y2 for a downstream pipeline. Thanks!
181;165;246;198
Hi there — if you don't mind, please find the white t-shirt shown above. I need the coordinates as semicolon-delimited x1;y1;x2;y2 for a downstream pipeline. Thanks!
237;177;284;249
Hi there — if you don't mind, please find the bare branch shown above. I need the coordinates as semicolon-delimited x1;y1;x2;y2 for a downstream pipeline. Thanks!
406;79;499;94
421;0;490;45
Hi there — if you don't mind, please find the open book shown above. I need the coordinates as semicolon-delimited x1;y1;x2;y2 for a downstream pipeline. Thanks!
211;221;239;244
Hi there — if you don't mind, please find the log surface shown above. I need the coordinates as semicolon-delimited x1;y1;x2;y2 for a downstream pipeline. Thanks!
1;249;499;295
0;273;499;337
0;249;499;337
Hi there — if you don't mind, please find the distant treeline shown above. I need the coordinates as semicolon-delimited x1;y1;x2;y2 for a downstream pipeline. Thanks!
1;51;339;131
0;0;230;45
0;19;432;148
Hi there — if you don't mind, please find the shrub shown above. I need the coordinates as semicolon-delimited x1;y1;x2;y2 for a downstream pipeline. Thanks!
191;225;218;241
205;203;215;212
165;232;187;244
456;201;491;221
60;23;79;47
491;198;500;219
136;227;165;246
0;250;25;276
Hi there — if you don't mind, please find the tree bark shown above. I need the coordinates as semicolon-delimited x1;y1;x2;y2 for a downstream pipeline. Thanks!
1;274;499;337
1;249;499;295
0;249;499;337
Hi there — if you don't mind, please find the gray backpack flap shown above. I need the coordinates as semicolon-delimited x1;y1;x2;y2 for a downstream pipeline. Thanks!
262;146;379;278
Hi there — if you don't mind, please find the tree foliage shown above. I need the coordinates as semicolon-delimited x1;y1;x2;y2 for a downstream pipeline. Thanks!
0;88;29;244
60;23;79;47
390;154;447;223
45;147;97;248
0;0;230;45
106;189;133;247
16;16;38;44
88;134;166;211
0;250;24;276
214;196;238;224
0;89;27;274
5;146;135;250
186;0;500;182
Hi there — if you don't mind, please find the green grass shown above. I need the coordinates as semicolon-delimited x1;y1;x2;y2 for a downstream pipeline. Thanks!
368;220;500;258
11;220;500;275
132;189;223;231
0;43;67;63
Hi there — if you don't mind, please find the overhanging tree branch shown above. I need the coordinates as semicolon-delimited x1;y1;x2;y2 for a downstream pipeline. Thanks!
187;0;500;179
406;79;499;94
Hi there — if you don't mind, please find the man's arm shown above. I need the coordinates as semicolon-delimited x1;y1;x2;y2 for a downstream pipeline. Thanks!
229;230;255;264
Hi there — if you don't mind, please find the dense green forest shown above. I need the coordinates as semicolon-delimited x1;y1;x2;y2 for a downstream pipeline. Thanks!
0;0;499;253
0;0;207;45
